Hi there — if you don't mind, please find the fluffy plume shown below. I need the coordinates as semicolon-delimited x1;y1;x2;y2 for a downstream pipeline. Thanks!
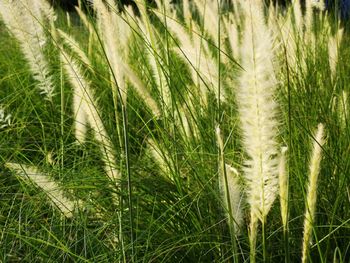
135;1;171;111
216;126;243;233
328;27;344;80
0;105;12;129
154;0;173;14
193;0;219;44
0;0;56;101
279;12;299;71
292;0;303;33
175;101;199;141
311;0;325;11
60;50;121;184
301;123;326;263
74;5;96;58
183;0;192;26
222;164;243;230
238;1;279;222
93;0;160;116
147;138;174;180
155;7;222;107
57;29;91;67
279;147;289;232
66;11;71;28
223;14;240;61
275;0;333;79
237;2;280;261
93;0;128;102
6;163;76;218
305;0;314;34
338;91;348;129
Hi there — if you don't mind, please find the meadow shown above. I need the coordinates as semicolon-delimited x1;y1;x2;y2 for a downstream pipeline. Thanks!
0;0;349;262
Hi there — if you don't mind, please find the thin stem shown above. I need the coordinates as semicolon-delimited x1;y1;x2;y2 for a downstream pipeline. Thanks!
90;16;134;258
283;27;292;263
224;168;239;263
217;130;239;262
249;217;258;263
109;75;124;155
121;104;134;260
262;218;266;262
217;0;221;123
60;61;64;173
283;227;290;263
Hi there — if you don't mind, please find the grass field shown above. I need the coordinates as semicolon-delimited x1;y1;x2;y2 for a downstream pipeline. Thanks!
0;0;349;262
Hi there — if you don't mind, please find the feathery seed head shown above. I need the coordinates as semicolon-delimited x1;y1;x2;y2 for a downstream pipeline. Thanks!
328;27;344;80
57;29;91;67
311;0;325;11
216;126;243;234
338;91;348;129
0;0;55;101
6;162;76;218
301;123;326;263
222;163;243;233
238;1;279;222
0;105;12;129
60;50;121;184
292;0;303;32
147;138;174;180
279;146;289;232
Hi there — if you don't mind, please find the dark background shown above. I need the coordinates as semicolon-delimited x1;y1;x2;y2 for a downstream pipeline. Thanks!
49;0;350;19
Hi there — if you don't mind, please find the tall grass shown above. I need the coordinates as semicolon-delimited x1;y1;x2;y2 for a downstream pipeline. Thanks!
0;0;349;262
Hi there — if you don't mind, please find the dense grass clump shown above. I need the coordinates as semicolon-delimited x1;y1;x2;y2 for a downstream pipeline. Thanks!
0;0;349;262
